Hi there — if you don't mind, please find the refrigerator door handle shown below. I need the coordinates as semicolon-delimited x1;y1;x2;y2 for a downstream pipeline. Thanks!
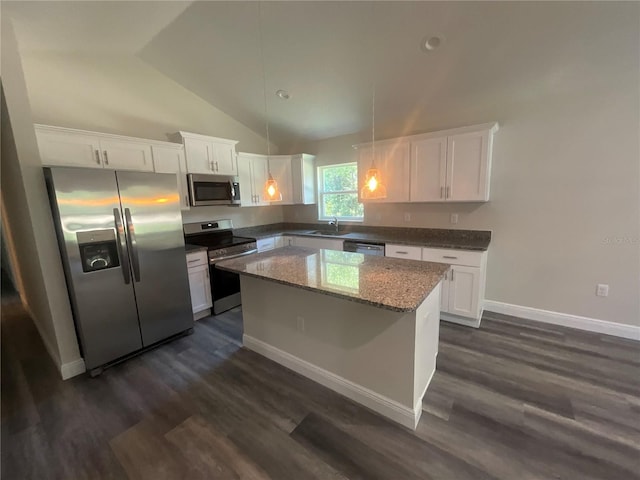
124;208;141;282
113;208;131;285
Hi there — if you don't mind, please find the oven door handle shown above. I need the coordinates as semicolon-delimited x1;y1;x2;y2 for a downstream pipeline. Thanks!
210;248;258;265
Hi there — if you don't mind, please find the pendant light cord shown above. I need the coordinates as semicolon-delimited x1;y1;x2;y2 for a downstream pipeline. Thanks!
370;1;376;168
258;1;271;161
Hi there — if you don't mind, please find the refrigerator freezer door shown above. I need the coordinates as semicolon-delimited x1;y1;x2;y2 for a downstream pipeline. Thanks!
116;171;193;346
44;167;142;370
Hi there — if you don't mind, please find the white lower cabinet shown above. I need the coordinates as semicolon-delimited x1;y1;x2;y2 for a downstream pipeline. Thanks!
186;251;212;318
422;247;487;327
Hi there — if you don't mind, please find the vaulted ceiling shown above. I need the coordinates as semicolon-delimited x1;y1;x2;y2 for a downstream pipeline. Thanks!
4;1;637;146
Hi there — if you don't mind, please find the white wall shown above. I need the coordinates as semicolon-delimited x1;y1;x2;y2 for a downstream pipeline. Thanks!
1;18;82;371
283;70;640;328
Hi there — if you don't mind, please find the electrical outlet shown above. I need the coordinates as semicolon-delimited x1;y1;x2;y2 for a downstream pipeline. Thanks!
450;213;459;224
596;284;609;297
296;316;305;332
404;212;411;222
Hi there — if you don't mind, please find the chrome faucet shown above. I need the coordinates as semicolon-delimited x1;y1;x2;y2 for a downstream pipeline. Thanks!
328;216;339;233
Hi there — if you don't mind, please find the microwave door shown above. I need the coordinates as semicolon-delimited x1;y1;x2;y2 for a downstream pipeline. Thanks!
188;174;237;206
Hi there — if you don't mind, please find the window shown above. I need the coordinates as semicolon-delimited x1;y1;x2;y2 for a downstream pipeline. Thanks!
317;163;364;221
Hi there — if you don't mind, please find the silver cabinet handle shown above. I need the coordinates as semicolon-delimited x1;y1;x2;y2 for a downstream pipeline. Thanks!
187;258;201;263
396;251;408;254
443;255;458;259
215;161;219;171
95;149;102;165
124;208;141;282
446;186;450;198
113;208;131;284
440;186;444;198
444;272;448;280
103;150;109;165
451;269;454;281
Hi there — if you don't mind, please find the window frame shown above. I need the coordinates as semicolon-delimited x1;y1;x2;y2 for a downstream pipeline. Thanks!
317;163;364;222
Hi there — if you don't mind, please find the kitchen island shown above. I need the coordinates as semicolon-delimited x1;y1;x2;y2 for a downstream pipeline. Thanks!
217;246;449;429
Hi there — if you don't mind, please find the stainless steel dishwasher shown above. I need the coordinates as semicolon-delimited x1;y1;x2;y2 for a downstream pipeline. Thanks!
343;240;385;256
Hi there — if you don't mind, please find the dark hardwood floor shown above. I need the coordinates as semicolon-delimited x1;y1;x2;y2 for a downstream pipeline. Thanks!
2;291;639;479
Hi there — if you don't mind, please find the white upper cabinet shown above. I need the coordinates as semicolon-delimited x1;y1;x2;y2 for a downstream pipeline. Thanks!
36;127;104;168
446;130;491;202
170;132;238;176
98;139;153;171
410;137;447;202
354;122;497;204
151;144;190;210
237;152;270;206
268;154;316;205
36;124;159;173
356;141;411;203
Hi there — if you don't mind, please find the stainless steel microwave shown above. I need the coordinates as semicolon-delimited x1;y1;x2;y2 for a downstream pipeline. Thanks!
188;174;241;206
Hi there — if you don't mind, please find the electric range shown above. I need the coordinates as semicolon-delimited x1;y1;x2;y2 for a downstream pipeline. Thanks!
184;219;257;314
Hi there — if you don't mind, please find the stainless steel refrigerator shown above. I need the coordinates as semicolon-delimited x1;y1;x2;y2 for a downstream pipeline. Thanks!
44;167;193;375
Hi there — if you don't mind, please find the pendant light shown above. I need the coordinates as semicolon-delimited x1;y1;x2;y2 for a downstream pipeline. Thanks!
258;2;282;202
360;4;386;200
360;85;387;200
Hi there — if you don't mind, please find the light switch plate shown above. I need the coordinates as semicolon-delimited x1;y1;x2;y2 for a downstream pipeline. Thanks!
450;213;459;224
404;212;411;222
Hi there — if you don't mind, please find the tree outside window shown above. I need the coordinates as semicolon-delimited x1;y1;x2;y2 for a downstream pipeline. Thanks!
317;163;364;221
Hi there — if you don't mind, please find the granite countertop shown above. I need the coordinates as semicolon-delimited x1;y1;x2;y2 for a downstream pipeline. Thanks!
235;223;491;251
217;246;450;312
184;244;208;254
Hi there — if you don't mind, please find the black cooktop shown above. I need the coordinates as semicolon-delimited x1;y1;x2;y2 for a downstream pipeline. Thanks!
185;233;256;250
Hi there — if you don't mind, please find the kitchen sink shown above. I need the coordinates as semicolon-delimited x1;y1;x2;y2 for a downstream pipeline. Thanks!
307;230;348;236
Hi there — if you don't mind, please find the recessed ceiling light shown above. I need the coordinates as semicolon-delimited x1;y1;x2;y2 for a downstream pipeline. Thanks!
421;36;443;52
275;89;290;100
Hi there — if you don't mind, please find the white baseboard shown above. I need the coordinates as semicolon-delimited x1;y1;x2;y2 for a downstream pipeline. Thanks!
441;312;481;328
60;358;86;379
484;300;640;341
243;334;423;430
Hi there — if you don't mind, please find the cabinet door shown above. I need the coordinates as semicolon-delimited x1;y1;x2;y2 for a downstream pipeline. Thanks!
291;154;316;204
446;130;490;201
268;155;294;204
358;142;410;203
447;265;480;319
236;153;255;207
100;139;154;171
251;156;270;206
440;270;450;313
410;137;447;202
36;129;104;168
188;264;212;314
211;142;238;175
152;145;190;210
257;236;276;252
184;137;213;174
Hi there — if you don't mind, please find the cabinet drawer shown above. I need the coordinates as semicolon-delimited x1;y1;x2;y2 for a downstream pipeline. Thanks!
186;251;208;268
257;237;276;252
385;244;422;260
421;248;482;267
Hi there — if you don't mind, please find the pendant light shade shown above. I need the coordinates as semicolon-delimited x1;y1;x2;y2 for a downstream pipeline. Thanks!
360;167;387;200
263;173;282;201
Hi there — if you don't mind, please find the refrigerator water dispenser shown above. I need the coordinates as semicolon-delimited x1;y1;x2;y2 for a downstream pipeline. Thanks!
77;229;120;273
